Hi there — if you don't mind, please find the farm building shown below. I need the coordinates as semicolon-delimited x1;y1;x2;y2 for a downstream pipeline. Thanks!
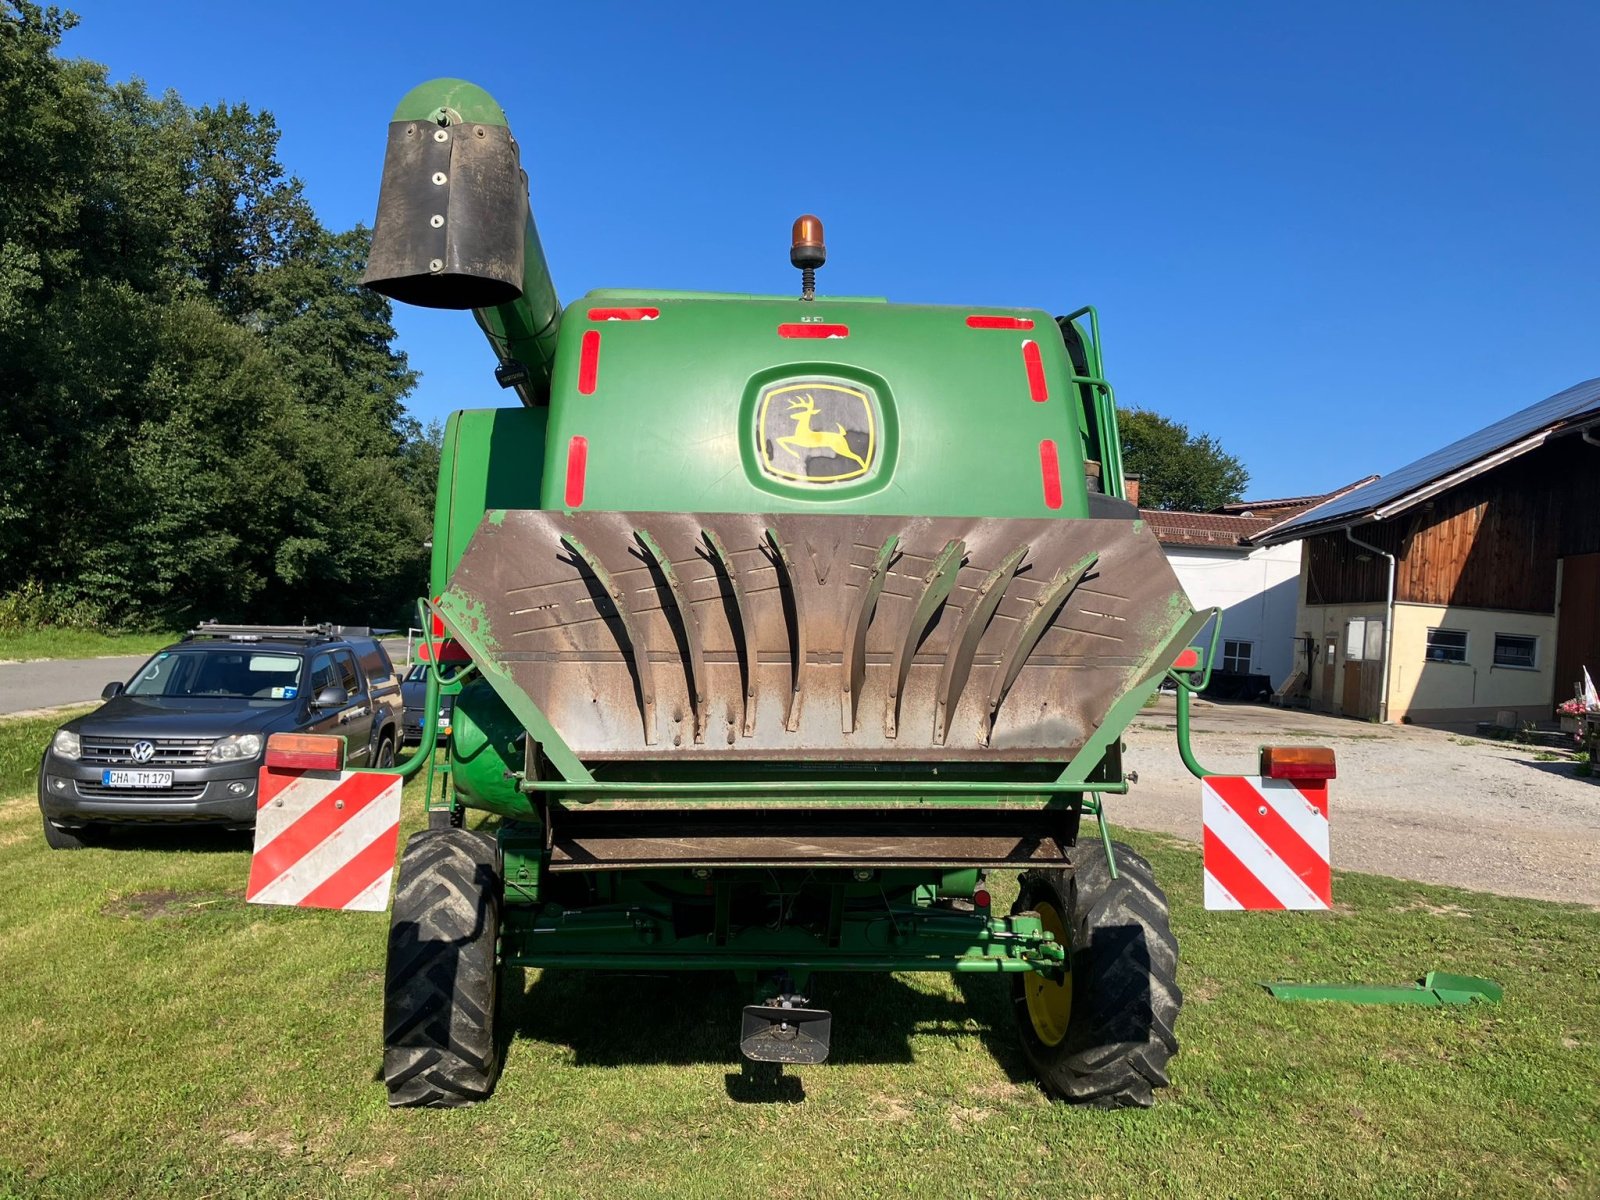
1254;377;1600;728
1141;481;1374;693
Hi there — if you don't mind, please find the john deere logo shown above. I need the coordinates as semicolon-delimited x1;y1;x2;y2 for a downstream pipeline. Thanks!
757;382;876;484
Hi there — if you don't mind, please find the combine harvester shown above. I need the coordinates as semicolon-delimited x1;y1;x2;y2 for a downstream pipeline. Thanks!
248;79;1337;1108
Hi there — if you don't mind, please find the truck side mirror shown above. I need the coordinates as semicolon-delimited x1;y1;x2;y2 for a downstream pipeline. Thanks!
312;685;346;709
101;681;123;700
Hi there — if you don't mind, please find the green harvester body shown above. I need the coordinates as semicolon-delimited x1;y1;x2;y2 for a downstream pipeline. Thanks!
364;80;1209;1093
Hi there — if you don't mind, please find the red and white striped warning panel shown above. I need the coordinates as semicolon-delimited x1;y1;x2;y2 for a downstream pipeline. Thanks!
246;767;403;912
1202;775;1331;910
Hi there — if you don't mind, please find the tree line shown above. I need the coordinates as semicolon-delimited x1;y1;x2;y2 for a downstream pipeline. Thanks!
0;2;437;632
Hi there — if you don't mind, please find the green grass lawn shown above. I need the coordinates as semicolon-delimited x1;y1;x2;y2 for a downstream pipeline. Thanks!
0;628;176;662
0;711;1596;1198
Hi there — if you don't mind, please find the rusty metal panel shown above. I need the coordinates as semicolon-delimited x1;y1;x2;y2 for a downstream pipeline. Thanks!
444;511;1191;761
544;808;1077;871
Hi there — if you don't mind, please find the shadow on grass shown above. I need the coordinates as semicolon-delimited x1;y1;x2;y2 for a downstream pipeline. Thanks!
509;966;1033;1084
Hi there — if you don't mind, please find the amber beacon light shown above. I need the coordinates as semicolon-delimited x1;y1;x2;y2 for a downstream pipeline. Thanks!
791;214;826;300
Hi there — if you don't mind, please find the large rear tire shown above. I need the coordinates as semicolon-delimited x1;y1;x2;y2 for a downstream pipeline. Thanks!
383;828;505;1107
1011;841;1182;1108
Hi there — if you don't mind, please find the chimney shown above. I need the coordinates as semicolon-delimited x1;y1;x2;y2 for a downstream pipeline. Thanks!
1125;473;1142;506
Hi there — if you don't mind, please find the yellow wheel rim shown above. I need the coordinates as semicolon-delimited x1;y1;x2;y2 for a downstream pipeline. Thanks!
1023;899;1072;1047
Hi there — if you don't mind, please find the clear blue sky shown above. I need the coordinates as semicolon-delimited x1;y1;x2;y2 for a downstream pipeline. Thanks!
61;1;1599;501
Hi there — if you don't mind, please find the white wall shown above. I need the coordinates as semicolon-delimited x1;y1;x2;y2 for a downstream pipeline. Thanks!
1164;543;1302;686
1388;602;1557;723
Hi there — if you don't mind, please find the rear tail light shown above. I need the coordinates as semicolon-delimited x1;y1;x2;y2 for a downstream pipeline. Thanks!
418;638;469;663
265;733;345;771
1260;746;1337;781
1172;647;1202;670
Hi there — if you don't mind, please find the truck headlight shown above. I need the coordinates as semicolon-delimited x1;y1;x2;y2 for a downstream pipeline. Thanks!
52;729;81;761
208;733;263;762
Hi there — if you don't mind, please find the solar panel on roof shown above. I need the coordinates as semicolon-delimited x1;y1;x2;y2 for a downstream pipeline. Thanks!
1265;377;1600;539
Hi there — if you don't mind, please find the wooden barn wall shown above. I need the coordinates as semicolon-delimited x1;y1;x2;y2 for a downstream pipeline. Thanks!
1301;433;1600;613
1549;436;1600;558
1305;528;1394;606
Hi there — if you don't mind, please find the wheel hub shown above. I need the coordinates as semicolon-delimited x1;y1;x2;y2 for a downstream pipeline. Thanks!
1023;899;1072;1046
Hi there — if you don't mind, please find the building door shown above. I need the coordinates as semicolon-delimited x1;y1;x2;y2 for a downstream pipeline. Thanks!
1554;554;1600;708
1342;662;1365;718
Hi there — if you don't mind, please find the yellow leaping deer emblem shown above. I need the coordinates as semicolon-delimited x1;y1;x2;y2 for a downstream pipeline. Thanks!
777;394;868;471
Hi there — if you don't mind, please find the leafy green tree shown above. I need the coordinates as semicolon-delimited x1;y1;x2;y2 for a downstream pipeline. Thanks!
1119;408;1249;512
0;1;432;628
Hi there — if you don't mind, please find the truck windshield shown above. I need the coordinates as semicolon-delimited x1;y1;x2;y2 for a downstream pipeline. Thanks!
124;650;303;701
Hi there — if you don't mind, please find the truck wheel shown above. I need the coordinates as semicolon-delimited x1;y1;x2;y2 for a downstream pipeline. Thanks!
1010;842;1182;1108
374;734;396;768
383;829;505;1107
41;814;91;850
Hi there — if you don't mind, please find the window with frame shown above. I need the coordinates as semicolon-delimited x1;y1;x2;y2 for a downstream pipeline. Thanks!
309;653;342;697
1492;633;1537;669
1425;628;1468;663
1222;639;1253;673
334;650;361;697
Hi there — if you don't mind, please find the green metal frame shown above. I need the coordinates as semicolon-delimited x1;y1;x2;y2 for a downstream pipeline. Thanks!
1061;305;1127;499
1263;973;1502;1006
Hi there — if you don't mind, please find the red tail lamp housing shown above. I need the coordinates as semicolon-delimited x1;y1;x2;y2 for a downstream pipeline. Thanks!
1260;746;1337;782
265;733;345;771
418;638;469;664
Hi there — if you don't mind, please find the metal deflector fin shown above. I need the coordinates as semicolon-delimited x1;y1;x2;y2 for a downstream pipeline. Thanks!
560;532;658;745
841;534;900;734
764;528;806;732
634;529;707;744
885;539;965;738
980;551;1099;746
702;530;756;737
934;544;1028;745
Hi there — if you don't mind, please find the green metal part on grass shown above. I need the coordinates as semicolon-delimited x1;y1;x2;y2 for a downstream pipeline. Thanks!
1262;973;1504;1006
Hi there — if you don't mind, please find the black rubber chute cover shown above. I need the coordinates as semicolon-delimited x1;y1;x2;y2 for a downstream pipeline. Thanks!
364;120;529;312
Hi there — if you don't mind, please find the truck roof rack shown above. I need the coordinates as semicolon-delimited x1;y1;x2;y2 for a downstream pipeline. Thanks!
181;622;371;644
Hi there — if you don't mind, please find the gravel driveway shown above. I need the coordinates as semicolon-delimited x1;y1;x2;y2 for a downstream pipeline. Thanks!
1119;697;1600;908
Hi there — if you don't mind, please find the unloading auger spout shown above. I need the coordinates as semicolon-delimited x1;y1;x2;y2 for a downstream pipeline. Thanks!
362;77;560;407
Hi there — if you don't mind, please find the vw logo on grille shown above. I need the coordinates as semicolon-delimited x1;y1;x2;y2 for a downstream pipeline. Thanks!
130;741;156;763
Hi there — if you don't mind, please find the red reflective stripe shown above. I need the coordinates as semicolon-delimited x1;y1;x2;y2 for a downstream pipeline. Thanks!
1022;339;1048;401
295;822;400;909
578;329;600;394
1203;827;1285;909
587;307;659;321
245;774;385;899
966;315;1034;330
1294;779;1330;819
1207;775;1327;895
257;766;305;810
565;436;588;508
1039;439;1062;510
777;323;849;338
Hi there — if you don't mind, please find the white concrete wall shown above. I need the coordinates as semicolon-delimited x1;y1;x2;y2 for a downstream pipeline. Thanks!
1388;603;1557;723
1164;543;1303;686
